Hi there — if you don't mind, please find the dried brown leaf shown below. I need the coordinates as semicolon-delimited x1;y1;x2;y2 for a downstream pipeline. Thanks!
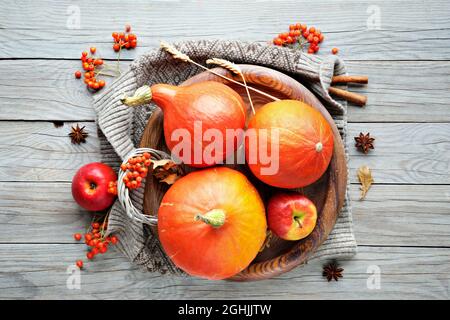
357;165;373;200
160;173;180;185
150;159;181;185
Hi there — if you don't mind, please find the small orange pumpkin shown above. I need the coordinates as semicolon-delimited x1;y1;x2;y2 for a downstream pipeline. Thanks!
157;167;267;280
245;100;334;188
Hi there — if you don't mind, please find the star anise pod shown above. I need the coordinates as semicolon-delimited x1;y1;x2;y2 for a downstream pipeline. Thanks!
322;262;344;282
354;132;375;154
69;124;88;144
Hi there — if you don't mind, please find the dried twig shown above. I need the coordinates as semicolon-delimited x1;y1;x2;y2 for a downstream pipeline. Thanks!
160;41;279;102
207;58;255;115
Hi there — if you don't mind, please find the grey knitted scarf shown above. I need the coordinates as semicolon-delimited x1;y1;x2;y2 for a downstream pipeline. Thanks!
93;40;357;275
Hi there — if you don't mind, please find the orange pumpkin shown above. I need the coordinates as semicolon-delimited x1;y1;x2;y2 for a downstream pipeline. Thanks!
157;167;267;280
123;81;246;168
245;100;334;188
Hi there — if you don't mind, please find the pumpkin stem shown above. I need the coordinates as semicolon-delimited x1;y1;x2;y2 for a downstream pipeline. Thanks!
195;209;226;228
315;142;323;152
121;85;153;107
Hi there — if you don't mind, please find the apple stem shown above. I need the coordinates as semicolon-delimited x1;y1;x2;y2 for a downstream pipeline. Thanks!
294;216;303;228
195;209;226;228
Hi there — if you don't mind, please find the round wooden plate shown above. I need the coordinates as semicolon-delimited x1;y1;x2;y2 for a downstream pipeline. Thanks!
139;65;347;281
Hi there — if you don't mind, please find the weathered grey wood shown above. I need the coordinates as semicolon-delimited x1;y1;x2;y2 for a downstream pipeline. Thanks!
1;182;449;247
350;184;450;247
1;121;448;184
347;123;450;184
1;0;450;300
1;0;450;60
0;121;100;181
346;61;450;122
0;244;448;299
0;182;91;242
2;60;450;122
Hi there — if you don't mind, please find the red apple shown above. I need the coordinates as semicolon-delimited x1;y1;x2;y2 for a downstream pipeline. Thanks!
267;193;317;241
72;162;117;211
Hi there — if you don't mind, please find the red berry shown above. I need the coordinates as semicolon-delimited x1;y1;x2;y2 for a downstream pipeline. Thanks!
309;27;316;34
92;222;100;229
85;233;93;241
308;48;314;54
98;80;105;88
125;24;131;32
90;47;96;54
110;236;118;245
113;43;120;52
92;82;100;90
295;23;301;30
302;31;309;38
143;152;151;159
76;260;83;268
319;34;324;42
82;51;88;57
74;233;82;241
332;47;339;54
74;71;81;79
313;36;319;43
301;24;307;31
87;252;94;260
91;247;99;255
100;246;108;254
120;163;127;171
307;34;314;42
279;32;288;40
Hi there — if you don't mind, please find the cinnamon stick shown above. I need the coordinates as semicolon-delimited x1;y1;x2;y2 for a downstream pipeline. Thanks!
328;87;367;106
331;75;368;84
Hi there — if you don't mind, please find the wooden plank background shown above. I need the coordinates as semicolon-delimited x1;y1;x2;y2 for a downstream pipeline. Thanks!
0;0;449;299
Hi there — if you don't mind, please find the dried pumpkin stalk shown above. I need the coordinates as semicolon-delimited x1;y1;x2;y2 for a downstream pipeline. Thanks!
159;41;279;102
357;165;373;199
206;58;255;115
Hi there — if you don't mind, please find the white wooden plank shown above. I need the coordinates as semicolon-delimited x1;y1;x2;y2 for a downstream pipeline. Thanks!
0;121;101;181
0;122;448;184
0;182;91;242
1;0;450;60
350;184;450;247
347;123;450;184
0;244;448;299
346;61;450;122
1;182;449;247
2;60;450;122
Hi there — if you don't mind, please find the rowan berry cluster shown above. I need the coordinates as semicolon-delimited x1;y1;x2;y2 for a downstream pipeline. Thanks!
112;24;137;52
74;47;106;91
73;222;119;269
107;180;118;195
120;152;152;190
273;23;324;54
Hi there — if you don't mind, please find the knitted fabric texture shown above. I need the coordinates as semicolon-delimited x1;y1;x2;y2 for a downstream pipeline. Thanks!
93;40;357;275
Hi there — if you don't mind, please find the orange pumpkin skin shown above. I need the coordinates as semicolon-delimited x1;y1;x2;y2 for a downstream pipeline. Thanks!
151;82;246;168
245;100;334;188
157;167;267;280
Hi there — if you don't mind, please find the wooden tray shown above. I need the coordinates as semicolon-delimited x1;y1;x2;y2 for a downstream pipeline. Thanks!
139;65;347;281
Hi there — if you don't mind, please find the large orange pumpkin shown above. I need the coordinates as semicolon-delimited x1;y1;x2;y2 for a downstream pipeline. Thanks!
123;81;247;168
245;100;334;188
157;167;267;280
